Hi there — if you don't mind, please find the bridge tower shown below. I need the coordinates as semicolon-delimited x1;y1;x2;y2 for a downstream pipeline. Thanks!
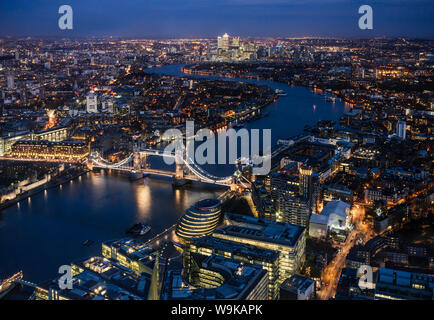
175;162;184;179
173;153;190;187
133;142;147;171
230;176;238;191
86;159;94;171
133;149;141;170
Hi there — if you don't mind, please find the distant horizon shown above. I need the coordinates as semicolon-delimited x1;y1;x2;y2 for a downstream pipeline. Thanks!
1;35;434;41
1;1;433;39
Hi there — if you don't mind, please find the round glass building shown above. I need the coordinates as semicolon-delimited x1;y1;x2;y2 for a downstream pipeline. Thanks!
176;199;222;240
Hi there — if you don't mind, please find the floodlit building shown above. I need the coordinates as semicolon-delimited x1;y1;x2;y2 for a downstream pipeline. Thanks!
86;92;98;113
214;213;306;283
0;131;32;156
175;199;222;241
102;238;158;275
309;200;351;239
34;127;68;142
10;140;90;160
308;214;329;238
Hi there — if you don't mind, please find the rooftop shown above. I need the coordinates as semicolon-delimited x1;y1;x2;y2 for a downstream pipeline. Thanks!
214;212;305;247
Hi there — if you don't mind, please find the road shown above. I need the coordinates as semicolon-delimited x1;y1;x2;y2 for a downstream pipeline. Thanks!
316;204;374;300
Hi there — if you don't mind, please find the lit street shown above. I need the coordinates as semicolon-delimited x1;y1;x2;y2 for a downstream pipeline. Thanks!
317;204;374;300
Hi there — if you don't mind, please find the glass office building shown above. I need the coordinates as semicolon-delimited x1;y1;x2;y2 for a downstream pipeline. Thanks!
175;199;222;241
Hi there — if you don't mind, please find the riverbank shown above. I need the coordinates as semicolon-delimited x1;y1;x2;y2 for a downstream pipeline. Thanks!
0;167;89;212
182;64;353;106
0;63;348;283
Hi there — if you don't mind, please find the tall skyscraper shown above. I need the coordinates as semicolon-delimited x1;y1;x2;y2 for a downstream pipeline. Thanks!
232;36;240;49
270;165;314;227
299;164;313;200
7;74;14;90
218;33;230;51
217;36;223;50
396;120;407;140
86;92;98;113
222;33;230;50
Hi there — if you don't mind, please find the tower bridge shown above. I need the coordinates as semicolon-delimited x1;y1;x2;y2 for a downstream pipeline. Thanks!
88;147;250;189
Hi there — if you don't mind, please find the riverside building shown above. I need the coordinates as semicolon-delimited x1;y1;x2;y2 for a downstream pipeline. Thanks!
10;140;89;160
175;199;222;241
213;213;306;284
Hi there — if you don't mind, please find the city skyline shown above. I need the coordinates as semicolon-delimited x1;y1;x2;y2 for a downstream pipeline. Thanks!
0;2;433;305
0;0;434;38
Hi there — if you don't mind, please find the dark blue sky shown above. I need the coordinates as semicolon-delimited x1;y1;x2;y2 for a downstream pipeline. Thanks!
0;0;433;38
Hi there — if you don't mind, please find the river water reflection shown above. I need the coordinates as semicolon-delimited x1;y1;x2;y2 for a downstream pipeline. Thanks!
0;64;349;283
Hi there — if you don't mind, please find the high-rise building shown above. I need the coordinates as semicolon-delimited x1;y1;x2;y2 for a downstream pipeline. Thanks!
278;196;311;227
86;92;98;113
396;120;407;140
299;164;313;200
232;36;240;49
6;74;14;90
271;165;314;227
217;36;223;50
221;33;230;50
102;99;116;114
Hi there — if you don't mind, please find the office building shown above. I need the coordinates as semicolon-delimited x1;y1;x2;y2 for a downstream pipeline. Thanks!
214;213;306;284
375;268;434;300
102;238;158;275
35;264;144;300
175;199;222;241
163;254;268;300
217;33;230;51
279;274;316;300
396;120;407;140
278;196;311;227
6;74;14;90
0;131;32;156
185;235;280;299
86;92;98;113
271;165;314;227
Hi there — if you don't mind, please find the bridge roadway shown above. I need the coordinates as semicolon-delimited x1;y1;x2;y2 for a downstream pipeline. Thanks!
91;162;232;187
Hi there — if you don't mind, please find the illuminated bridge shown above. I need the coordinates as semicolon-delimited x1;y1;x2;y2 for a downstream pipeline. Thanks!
88;148;252;189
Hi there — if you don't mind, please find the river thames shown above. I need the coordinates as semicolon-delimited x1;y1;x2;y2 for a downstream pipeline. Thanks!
0;64;350;283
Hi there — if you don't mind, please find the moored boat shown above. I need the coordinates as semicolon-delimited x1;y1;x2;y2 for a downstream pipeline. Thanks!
126;223;151;236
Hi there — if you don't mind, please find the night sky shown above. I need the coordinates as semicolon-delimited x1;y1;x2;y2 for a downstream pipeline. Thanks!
0;0;433;38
